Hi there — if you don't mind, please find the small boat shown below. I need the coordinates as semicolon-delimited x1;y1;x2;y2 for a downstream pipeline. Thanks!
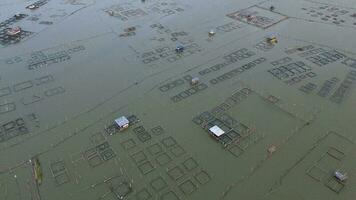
26;4;39;10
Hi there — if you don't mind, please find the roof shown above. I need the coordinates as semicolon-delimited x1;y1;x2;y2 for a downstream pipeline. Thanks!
209;125;225;137
114;116;129;127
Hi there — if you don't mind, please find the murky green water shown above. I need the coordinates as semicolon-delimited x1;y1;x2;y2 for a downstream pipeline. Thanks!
0;0;356;199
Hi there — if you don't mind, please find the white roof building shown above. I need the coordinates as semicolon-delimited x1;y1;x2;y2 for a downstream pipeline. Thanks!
209;125;225;137
114;116;129;128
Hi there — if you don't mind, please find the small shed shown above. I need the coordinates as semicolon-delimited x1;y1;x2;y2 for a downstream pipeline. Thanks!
175;44;184;53
266;34;278;44
114;116;129;130
334;170;348;182
190;77;200;85
209;125;225;137
208;30;215;37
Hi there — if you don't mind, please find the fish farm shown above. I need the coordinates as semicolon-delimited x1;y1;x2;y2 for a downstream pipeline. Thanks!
0;0;356;199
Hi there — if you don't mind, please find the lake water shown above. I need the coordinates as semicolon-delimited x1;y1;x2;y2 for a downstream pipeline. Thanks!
0;0;356;199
